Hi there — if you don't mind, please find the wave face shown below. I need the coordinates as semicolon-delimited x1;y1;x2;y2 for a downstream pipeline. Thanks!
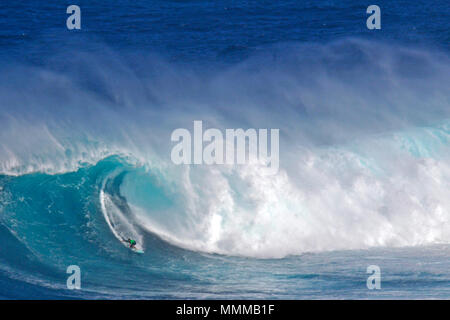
0;38;450;298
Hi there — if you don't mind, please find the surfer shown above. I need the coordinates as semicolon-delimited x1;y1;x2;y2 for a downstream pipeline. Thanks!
122;237;137;249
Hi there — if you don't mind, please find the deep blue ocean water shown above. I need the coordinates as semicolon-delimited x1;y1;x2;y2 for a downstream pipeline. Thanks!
0;1;449;299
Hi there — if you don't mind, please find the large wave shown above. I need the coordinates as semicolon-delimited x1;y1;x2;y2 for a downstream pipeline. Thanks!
0;39;449;262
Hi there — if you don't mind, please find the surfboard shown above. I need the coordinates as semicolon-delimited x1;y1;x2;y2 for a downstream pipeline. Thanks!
131;247;144;254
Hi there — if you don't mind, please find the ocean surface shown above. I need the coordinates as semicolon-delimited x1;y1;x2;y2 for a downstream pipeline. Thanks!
0;0;449;299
